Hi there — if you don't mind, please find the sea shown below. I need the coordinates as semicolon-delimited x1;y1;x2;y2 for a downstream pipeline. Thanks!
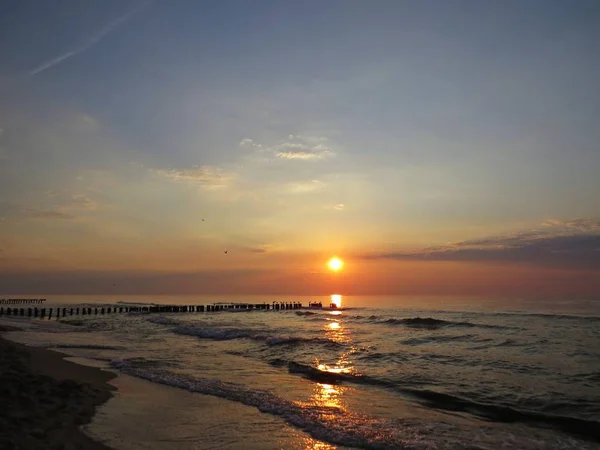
2;294;600;450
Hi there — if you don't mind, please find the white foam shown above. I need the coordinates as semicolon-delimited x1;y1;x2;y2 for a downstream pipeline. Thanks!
109;362;438;450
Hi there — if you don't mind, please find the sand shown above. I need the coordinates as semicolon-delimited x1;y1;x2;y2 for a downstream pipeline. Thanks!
86;372;342;450
0;325;116;450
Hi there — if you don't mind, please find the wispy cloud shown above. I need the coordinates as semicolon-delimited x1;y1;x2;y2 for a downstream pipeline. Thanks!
360;218;600;269
152;165;235;190
239;138;262;150
0;127;6;160
0;192;103;221
68;194;99;211
30;2;148;76
30;210;73;220
240;135;336;161
287;180;326;193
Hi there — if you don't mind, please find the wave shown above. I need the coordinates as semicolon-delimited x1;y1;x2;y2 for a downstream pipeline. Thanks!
486;311;600;322
378;317;509;330
147;316;181;326
51;344;122;350
173;325;253;340
171;325;343;348
399;388;600;442
293;312;512;330
108;361;442;449
61;319;86;326
110;359;600;448
286;361;391;387
281;361;600;442
400;334;479;346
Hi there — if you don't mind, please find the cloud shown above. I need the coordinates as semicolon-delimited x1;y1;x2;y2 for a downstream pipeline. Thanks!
239;138;262;150
0;201;74;220
30;2;149;76
240;135;336;162
287;180;326;193
0;193;102;221
0;127;7;160
68;194;99;211
245;247;268;254
275;141;334;160
30;210;73;220
152;165;234;190
360;218;600;269
332;203;345;211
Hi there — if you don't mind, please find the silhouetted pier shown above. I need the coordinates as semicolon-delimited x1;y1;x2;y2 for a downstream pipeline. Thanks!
0;301;303;320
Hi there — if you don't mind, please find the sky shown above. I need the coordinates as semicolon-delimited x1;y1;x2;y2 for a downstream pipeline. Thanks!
1;0;599;296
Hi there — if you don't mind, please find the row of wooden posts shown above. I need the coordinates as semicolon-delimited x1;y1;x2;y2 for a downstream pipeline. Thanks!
0;302;304;320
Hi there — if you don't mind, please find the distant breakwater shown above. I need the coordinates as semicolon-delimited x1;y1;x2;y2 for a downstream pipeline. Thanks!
0;298;46;305
0;301;303;320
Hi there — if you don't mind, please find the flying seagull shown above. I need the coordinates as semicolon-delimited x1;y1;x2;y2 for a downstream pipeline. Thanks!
224;250;228;254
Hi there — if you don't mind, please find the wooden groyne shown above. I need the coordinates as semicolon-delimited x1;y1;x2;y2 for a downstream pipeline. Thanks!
0;302;303;320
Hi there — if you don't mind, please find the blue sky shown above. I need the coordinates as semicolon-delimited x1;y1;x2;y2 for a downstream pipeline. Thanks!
1;0;599;294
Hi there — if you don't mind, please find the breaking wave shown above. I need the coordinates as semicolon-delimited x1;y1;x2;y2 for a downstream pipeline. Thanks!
171;325;343;348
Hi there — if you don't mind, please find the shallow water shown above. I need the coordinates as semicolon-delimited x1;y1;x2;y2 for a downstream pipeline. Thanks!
3;295;600;449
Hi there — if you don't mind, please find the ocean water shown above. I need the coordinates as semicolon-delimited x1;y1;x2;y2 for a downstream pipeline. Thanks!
2;295;600;449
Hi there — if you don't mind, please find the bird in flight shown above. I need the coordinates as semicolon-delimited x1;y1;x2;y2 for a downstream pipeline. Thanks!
224;250;228;254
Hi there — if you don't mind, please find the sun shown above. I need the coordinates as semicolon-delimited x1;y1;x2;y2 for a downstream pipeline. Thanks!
327;257;344;272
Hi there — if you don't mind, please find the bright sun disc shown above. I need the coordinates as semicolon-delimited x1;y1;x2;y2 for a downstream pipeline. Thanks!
327;257;343;271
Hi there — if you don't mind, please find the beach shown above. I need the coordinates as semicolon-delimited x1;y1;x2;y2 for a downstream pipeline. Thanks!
2;295;600;450
0;325;115;450
0;321;345;450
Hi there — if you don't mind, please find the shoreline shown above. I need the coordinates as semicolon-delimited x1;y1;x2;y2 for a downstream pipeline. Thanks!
0;322;343;450
0;325;117;450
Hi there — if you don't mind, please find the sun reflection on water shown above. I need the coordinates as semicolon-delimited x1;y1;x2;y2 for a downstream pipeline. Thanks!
313;382;345;409
330;294;342;307
300;437;338;449
323;313;349;344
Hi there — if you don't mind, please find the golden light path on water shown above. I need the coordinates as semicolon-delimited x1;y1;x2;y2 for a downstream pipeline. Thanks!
330;294;342;308
298;296;361;434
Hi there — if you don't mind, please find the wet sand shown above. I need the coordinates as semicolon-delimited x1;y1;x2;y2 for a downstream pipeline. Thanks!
86;372;344;450
0;325;116;450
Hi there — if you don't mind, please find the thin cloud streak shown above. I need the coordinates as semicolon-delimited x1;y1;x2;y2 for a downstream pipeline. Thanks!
30;2;148;76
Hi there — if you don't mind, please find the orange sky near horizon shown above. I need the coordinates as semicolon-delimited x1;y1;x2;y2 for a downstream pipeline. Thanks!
1;2;600;297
